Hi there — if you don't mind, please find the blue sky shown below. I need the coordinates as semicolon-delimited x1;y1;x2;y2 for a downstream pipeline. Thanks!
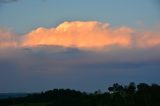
0;0;160;93
0;0;159;33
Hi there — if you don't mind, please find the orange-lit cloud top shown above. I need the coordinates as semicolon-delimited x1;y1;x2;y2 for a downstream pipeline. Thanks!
22;21;132;48
0;21;160;49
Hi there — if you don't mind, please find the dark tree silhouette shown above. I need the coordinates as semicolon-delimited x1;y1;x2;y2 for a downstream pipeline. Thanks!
0;83;160;106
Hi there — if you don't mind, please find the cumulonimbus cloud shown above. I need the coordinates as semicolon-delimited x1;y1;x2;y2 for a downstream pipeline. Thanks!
0;21;160;50
22;21;132;48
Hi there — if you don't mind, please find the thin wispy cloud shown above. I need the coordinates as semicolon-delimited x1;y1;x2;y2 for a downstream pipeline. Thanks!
0;0;19;4
0;28;17;48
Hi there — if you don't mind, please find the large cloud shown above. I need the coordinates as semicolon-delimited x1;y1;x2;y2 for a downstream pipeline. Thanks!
0;21;160;50
0;21;160;92
22;21;132;48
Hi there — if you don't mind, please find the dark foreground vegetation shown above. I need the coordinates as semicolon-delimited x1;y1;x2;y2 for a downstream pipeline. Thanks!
0;93;28;99
0;82;160;106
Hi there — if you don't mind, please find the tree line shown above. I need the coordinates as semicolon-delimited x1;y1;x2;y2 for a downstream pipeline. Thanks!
0;82;160;106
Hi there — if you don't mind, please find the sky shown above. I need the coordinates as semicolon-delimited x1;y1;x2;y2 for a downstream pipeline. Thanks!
0;0;160;93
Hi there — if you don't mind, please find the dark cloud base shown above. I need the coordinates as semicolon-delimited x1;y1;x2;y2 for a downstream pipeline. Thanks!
0;46;160;92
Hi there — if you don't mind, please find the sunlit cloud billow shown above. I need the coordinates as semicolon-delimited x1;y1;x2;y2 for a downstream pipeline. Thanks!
0;21;160;50
22;21;132;49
